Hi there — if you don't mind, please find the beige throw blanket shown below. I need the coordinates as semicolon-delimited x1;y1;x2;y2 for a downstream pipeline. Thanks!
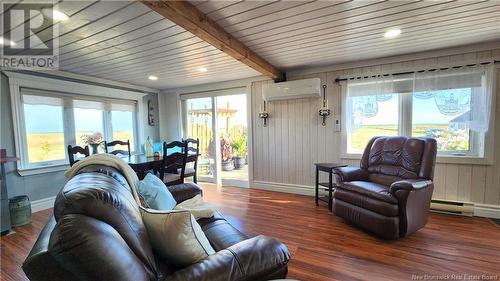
174;194;215;219
64;154;141;204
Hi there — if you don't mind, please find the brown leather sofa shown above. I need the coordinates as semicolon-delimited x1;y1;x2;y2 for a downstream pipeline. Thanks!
23;165;290;281
333;136;437;240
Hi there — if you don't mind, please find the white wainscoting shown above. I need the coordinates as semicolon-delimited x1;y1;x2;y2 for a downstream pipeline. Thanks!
250;48;500;217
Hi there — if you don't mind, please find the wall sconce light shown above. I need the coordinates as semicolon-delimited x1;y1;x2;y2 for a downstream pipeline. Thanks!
318;84;331;126
259;100;269;127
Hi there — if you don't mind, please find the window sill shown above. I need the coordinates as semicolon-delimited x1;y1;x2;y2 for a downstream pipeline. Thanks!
18;163;69;176
341;154;493;166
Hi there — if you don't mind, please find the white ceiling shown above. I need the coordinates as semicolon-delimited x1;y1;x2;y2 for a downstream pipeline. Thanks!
6;0;500;90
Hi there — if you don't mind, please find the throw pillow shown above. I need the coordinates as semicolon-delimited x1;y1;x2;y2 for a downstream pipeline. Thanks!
141;208;215;267
137;173;176;210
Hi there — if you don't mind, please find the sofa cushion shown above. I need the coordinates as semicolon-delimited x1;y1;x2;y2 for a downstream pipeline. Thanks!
49;214;153;281
340;181;398;204
334;200;400;240
365;137;424;180
334;188;399;217
54;172;158;278
141;208;215;268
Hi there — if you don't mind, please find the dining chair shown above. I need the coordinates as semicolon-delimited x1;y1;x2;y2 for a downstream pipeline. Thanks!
160;141;188;186
104;140;131;156
180;138;200;183
67;145;90;166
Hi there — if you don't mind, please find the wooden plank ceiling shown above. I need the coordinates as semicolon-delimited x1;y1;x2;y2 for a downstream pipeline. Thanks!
6;0;500;89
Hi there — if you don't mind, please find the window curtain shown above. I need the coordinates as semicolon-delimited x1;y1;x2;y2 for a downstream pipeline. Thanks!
345;75;401;132
413;65;493;133
109;100;137;112
21;89;138;113
345;65;494;133
22;94;63;106
73;99;105;110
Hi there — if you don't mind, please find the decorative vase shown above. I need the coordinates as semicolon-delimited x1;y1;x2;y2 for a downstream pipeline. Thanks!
221;160;234;171
90;143;99;155
233;156;245;169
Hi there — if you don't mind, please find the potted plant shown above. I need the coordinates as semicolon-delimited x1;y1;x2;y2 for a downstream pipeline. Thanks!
82;132;103;155
220;137;234;171
231;135;247;170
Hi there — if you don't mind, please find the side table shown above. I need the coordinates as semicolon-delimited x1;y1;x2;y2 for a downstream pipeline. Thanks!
314;163;346;212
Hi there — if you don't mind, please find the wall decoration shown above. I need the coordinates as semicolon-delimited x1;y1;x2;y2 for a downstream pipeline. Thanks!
148;99;155;126
259;100;269;127
318;84;331;126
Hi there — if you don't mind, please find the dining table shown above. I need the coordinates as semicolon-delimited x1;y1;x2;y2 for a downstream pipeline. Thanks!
121;154;163;180
121;153;200;180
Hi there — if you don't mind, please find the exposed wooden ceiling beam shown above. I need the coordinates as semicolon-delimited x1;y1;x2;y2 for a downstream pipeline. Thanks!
139;0;284;81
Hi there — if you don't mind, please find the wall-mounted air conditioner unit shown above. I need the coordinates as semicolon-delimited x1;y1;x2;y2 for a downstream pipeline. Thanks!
262;78;321;101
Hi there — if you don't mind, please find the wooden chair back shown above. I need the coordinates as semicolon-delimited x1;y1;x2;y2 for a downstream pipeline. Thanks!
183;138;200;182
67;145;90;166
104;140;131;156
183;138;200;155
160;141;188;181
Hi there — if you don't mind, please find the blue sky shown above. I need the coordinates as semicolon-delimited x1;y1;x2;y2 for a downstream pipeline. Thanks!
187;94;247;128
24;105;133;133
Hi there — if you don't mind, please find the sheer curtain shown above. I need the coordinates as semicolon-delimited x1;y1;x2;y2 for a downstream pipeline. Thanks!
343;75;400;140
414;65;494;133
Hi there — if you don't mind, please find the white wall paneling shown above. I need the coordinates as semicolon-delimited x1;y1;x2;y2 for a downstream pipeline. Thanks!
250;48;500;215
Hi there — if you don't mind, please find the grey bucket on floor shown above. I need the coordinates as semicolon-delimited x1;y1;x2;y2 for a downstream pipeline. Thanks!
9;195;32;227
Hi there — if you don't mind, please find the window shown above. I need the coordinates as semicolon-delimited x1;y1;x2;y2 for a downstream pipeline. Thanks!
22;95;66;165
74;100;105;149
343;65;494;160
412;89;474;155
18;90;138;169
112;110;136;151
347;94;399;153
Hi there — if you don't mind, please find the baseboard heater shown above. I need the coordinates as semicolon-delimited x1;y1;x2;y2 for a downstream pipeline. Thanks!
430;199;474;216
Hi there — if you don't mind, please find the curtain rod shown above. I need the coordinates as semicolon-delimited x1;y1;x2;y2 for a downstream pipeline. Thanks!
334;60;498;83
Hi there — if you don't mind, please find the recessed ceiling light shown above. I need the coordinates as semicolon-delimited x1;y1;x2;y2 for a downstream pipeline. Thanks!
148;75;158;81
0;37;16;46
197;67;207;73
42;8;69;22
384;28;401;39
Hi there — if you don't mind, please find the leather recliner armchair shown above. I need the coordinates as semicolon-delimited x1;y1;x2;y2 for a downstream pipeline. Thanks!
22;165;290;281
333;136;437;239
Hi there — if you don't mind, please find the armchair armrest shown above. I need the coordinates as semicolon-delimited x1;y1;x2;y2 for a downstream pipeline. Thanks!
390;179;433;194
163;235;290;281
167;183;203;203
333;167;368;182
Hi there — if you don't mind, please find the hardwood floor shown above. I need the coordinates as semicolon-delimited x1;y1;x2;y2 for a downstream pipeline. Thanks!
1;184;499;281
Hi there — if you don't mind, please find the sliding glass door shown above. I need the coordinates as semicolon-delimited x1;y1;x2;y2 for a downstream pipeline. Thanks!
184;97;215;181
182;89;248;187
216;94;248;186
